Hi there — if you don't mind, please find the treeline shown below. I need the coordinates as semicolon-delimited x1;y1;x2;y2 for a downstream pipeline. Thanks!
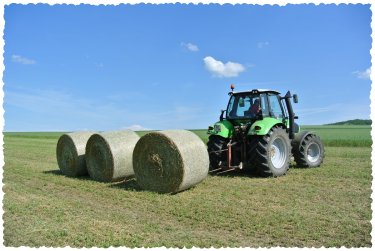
327;119;371;126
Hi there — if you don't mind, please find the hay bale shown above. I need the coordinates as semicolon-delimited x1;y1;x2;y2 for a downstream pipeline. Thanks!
85;130;140;182
56;131;96;177
133;130;209;193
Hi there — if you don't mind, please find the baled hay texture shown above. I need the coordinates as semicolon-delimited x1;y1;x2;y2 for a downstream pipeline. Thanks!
56;131;96;177
133;130;209;193
85;130;140;182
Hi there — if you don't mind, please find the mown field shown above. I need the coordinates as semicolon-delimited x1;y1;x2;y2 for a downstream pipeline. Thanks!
2;125;372;247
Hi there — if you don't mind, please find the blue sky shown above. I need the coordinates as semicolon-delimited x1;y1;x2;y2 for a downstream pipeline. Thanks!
3;4;372;131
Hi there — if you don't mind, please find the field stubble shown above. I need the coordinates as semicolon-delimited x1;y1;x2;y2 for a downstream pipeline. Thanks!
2;126;372;247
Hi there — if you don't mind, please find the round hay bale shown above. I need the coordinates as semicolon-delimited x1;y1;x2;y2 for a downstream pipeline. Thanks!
133;130;209;193
85;130;140;182
56;131;96;177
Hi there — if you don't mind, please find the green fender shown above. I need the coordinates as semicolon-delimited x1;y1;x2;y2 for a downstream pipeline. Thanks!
247;117;285;136
207;120;234;138
291;131;315;149
286;120;301;134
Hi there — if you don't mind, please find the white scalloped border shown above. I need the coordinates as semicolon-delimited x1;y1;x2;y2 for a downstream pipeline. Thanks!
0;1;373;250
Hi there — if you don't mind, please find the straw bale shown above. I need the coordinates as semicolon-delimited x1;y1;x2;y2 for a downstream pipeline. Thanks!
85;130;140;182
56;131;95;177
133;130;209;193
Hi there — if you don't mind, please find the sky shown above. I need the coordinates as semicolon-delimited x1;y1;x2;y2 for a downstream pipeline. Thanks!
2;3;372;132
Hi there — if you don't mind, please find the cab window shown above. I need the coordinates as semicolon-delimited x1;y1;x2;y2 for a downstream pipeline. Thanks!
260;94;270;117
268;95;284;119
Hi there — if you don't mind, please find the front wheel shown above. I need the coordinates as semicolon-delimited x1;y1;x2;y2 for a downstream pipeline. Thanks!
292;134;325;168
248;126;291;177
207;135;228;170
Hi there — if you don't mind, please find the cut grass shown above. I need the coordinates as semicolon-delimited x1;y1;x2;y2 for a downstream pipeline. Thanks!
2;126;372;247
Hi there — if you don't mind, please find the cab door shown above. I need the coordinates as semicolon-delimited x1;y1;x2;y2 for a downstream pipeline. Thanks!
268;94;285;121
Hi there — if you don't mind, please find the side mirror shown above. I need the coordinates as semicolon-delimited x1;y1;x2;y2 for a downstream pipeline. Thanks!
293;94;298;103
220;110;225;121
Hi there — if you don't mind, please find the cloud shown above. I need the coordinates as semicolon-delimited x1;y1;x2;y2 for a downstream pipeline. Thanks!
353;68;371;80
11;54;36;65
4;88;141;131
181;42;199;52
4;87;201;131
295;106;333;116
257;41;270;49
5;89;107;119
122;124;150;131
295;102;370;125
203;56;245;78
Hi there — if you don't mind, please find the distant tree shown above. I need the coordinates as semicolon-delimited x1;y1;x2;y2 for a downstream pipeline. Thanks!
327;119;371;125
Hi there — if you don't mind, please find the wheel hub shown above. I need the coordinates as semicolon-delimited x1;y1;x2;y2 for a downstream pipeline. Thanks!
270;137;287;169
307;142;320;163
270;147;276;157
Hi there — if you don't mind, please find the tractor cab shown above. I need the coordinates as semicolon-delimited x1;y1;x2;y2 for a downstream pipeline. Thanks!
210;85;299;140
225;89;286;123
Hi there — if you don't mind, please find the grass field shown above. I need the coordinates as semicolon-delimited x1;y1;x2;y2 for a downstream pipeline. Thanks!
2;125;372;247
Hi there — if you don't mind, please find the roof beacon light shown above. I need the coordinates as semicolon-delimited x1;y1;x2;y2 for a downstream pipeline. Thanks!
230;84;235;91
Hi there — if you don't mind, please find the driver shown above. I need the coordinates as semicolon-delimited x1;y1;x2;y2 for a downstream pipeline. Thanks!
249;99;260;115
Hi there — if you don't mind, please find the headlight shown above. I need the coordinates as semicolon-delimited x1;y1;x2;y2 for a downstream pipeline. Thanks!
214;124;221;133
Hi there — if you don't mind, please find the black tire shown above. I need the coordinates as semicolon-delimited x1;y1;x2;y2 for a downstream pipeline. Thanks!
207;135;228;170
292;134;324;168
248;126;291;177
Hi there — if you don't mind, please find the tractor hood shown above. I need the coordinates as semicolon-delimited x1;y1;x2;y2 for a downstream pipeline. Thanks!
207;117;288;138
207;120;234;138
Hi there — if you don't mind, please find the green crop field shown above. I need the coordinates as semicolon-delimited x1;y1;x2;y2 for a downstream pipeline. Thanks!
301;125;372;147
2;125;372;247
190;125;372;147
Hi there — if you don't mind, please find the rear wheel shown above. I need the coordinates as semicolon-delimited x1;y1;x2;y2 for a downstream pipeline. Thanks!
248;126;291;177
207;135;228;170
292;134;324;167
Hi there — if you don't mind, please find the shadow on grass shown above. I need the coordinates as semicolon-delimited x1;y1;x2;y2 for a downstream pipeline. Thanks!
108;178;143;192
290;163;323;169
209;163;310;178
42;169;92;181
109;179;199;195
209;168;263;179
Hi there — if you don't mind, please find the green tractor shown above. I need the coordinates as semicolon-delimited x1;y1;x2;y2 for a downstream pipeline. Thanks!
207;84;325;176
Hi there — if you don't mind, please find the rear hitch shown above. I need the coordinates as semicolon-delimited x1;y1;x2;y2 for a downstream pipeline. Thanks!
225;140;243;170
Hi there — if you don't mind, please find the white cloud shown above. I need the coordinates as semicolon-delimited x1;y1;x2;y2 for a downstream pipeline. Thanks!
295;106;333;116
4;87;202;131
203;56;245;78
11;54;36;65
122;124;150;131
295;103;370;125
353;68;371;80
257;41;270;49
4;88;144;131
181;42;199;52
5;89;109;120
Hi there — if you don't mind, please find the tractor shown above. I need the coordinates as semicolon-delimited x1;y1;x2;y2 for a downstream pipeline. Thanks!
207;84;325;177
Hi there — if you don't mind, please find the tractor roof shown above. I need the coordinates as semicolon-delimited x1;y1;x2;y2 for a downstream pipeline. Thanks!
231;89;281;95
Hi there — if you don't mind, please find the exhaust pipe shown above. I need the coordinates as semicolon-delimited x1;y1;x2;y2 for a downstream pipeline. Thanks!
284;91;295;139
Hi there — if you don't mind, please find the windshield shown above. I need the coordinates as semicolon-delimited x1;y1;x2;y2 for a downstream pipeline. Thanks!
226;93;268;120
